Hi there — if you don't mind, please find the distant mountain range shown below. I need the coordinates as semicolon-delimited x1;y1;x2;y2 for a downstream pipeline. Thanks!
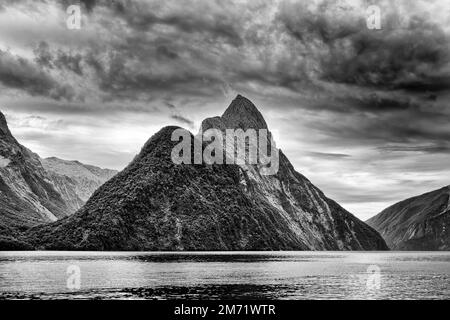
367;186;450;250
22;95;388;250
41;157;116;211
0;111;116;248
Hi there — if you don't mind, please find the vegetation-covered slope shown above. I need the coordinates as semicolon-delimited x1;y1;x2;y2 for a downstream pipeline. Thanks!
26;126;309;250
0;111;71;248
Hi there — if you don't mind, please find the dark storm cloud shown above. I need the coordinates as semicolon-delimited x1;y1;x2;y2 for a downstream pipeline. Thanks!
305;105;450;152
34;42;53;68
80;0;97;12
0;50;75;100
59;0;97;12
321;29;450;93
309;93;416;114
4;0;450;128
171;114;194;127
305;151;351;159
278;1;363;44
34;42;84;75
77;34;227;101
379;143;450;154
107;0;244;47
54;51;84;75
164;102;176;110
350;94;414;112
278;1;450;94
3;98;160;117
164;101;194;127
42;0;294;101
93;61;223;100
155;46;179;60
393;75;450;93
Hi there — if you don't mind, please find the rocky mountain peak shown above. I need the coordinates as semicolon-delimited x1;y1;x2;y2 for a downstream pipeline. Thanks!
0;111;13;138
221;95;268;130
19;96;388;251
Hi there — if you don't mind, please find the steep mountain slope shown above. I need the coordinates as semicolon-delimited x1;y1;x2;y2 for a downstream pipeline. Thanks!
0;111;116;249
367;186;450;250
0;112;71;248
41;157;116;210
26;126;313;250
200;95;387;250
24;96;387;250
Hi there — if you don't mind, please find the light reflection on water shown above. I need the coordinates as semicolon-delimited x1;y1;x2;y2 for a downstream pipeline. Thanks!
0;251;449;300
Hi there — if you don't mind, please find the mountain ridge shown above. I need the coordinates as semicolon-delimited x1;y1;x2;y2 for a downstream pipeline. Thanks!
22;95;388;251
367;185;450;250
41;156;117;204
26;126;311;250
0;110;117;249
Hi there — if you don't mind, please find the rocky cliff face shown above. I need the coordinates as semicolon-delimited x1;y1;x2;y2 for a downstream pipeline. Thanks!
24;96;388;250
0;111;116;249
0;112;70;248
41;157;116;211
367;186;450;250
201;95;387;250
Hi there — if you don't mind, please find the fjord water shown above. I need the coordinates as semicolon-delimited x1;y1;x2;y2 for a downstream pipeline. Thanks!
0;251;448;300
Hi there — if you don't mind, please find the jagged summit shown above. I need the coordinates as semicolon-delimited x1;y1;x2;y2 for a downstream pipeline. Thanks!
222;95;268;130
200;95;268;133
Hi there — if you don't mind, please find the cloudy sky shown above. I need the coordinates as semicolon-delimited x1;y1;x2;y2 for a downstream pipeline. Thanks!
0;0;449;220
